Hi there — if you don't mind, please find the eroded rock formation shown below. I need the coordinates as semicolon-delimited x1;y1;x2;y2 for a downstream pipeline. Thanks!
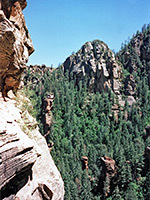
124;74;136;96
23;65;53;89
43;93;54;141
81;156;88;173
100;156;118;197
0;0;34;99
0;121;37;199
0;94;64;200
63;40;122;94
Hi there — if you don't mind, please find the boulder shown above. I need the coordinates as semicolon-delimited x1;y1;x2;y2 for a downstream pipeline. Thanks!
126;95;136;106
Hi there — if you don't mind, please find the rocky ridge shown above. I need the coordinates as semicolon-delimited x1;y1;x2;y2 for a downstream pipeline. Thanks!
23;65;53;89
118;29;150;87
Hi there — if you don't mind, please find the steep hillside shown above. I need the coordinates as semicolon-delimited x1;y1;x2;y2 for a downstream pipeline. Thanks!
23;26;150;200
118;25;150;75
118;25;150;96
23;61;150;200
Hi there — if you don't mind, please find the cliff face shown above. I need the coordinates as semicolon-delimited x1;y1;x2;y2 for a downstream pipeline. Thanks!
63;40;122;94
0;0;34;99
0;94;64;200
0;1;64;199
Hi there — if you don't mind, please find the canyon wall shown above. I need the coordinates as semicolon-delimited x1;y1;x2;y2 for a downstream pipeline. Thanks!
0;0;34;98
0;1;64;199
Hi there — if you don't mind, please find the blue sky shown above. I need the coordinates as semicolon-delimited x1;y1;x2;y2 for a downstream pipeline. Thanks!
24;0;150;67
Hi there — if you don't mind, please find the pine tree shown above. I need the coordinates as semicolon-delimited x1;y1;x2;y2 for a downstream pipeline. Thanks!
124;182;139;200
143;171;150;200
80;171;93;200
112;186;122;200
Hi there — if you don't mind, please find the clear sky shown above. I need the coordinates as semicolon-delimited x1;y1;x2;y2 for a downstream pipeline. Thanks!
24;0;150;67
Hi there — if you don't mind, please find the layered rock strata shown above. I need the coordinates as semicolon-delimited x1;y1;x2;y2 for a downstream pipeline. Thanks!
0;0;34;99
0;94;64;200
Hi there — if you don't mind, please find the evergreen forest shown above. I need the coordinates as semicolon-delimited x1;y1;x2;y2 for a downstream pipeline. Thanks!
23;25;150;200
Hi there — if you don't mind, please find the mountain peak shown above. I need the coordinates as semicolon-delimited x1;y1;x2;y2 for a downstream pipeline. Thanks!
63;39;122;94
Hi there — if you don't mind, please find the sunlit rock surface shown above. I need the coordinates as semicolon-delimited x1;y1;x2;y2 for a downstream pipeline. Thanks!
0;94;64;200
63;40;122;94
0;0;34;98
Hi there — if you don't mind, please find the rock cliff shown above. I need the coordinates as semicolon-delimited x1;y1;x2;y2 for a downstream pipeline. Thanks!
0;0;34;99
0;1;64;199
0;93;64;200
63;40;122;94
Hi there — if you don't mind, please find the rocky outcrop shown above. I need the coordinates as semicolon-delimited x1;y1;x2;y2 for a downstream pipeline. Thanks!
0;94;64;200
0;119;37;199
81;156;88;173
0;0;34;99
100;156;118;197
141;31;150;61
23;65;53;90
63;40;122;94
43;93;54;141
124;74;136;96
